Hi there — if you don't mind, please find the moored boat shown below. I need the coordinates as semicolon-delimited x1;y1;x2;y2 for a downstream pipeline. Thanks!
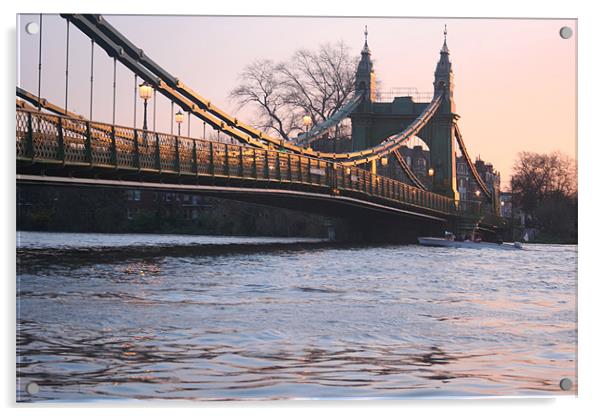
418;237;523;250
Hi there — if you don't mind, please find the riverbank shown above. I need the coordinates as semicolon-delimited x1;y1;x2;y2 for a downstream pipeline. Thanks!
510;228;577;245
17;185;329;238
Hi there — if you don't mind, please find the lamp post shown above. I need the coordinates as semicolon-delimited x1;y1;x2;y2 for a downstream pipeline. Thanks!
175;110;184;136
302;115;312;135
139;81;153;131
428;167;434;189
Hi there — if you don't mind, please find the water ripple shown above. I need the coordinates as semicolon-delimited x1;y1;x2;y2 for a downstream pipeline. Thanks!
16;232;577;401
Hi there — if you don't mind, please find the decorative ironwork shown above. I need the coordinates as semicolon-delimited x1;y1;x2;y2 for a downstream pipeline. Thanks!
15;109;475;216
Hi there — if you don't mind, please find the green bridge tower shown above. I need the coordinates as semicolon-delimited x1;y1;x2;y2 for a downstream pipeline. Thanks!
350;27;459;201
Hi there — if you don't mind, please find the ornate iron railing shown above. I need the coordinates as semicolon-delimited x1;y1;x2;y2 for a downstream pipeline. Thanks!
16;108;478;217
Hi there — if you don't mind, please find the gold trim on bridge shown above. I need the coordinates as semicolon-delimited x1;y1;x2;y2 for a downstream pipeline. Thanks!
16;108;488;220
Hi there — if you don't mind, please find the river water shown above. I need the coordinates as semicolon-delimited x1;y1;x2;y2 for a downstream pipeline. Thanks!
16;231;577;401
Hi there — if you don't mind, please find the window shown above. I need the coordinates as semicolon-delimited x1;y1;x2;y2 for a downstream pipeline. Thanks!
127;190;141;201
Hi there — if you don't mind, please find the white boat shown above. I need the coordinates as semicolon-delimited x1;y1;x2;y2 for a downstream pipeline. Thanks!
417;237;523;250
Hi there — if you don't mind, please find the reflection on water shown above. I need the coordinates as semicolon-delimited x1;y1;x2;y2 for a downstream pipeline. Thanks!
16;232;577;401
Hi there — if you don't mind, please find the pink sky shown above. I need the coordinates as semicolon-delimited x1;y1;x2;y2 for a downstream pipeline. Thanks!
17;15;576;188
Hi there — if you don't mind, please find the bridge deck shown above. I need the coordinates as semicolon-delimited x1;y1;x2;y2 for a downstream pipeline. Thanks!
16;109;483;222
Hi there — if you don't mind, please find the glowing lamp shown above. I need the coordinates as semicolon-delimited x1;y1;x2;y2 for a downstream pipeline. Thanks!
175;110;184;125
138;81;153;100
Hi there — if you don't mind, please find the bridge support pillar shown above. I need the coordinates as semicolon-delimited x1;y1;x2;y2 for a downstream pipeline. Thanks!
351;116;372;151
430;116;459;201
327;215;447;243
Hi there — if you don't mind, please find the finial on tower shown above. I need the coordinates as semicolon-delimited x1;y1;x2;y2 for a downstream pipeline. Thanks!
362;25;370;54
441;24;449;54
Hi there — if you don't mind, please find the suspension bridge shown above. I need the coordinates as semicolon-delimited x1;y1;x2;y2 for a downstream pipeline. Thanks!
16;14;505;241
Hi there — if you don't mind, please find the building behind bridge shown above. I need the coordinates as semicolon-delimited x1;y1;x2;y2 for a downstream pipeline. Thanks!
394;145;501;210
310;138;501;209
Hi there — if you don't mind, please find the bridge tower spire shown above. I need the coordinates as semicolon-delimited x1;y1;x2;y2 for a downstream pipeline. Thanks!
430;25;459;200
434;24;455;113
355;25;376;102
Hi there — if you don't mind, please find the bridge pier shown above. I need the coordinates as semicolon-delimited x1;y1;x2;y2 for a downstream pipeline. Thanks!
359;219;446;243
447;216;506;242
325;215;446;244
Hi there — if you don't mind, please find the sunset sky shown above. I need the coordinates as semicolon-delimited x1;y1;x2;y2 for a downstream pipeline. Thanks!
17;14;576;188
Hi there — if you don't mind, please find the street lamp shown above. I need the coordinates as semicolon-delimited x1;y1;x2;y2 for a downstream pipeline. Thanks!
139;81;153;131
302;115;312;135
175;110;184;136
474;189;482;216
427;167;435;190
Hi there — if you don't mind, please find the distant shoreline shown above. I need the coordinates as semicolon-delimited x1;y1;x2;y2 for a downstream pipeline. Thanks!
16;241;350;272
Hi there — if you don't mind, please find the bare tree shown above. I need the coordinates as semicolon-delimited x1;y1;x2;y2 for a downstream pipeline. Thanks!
511;151;577;217
230;60;295;139
230;42;358;141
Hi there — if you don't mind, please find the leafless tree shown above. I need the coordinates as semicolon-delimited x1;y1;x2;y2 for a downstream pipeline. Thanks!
511;151;577;217
230;60;293;140
230;42;358;141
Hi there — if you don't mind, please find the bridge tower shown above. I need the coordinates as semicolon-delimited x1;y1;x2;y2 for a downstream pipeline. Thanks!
350;27;459;200
429;26;459;200
355;26;377;103
351;25;377;158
